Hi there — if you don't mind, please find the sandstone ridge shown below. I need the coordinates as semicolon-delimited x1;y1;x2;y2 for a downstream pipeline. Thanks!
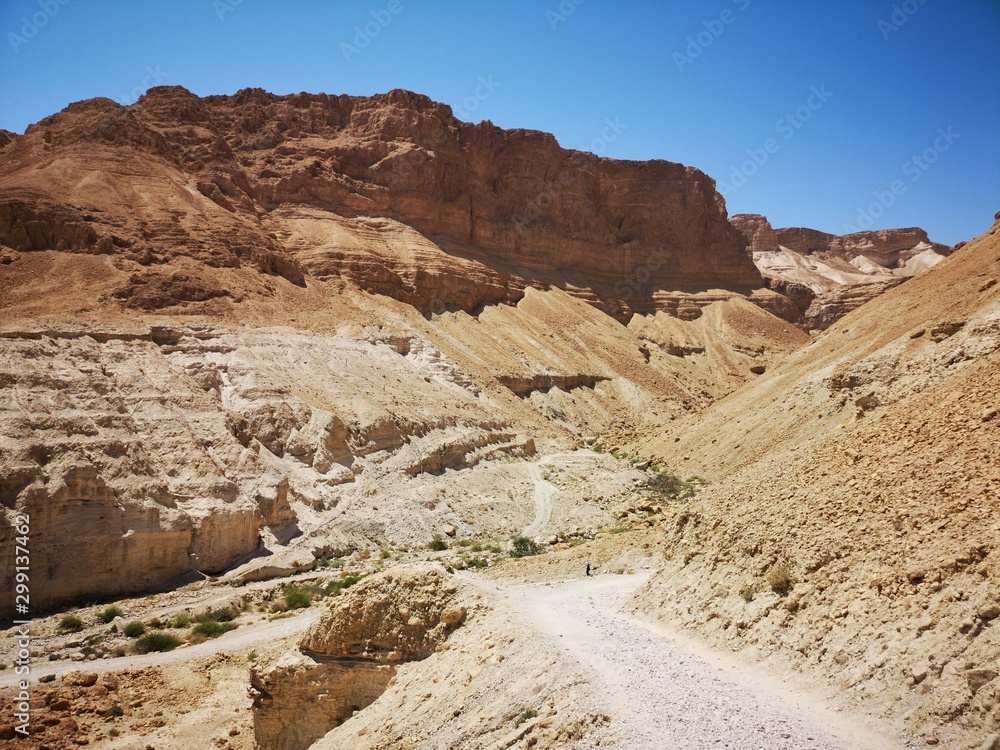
731;213;952;328
0;85;763;321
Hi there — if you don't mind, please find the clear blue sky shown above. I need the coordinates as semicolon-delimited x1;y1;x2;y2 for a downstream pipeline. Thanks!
1;0;998;245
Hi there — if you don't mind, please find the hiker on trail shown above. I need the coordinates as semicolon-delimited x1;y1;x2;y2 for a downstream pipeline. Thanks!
585;561;591;577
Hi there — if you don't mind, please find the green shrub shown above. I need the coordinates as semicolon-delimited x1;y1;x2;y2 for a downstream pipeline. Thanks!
739;587;755;603
191;620;236;638
282;586;312;610
167;612;192;629
510;536;541;558
324;574;364;596
123;621;146;638
426;534;448;551
58;615;83;632
380;548;391;559
609;526;628;534
135;632;182;653
462;555;487;569
453;539;473;547
194;607;236;623
98;606;123;624
515;709;538;727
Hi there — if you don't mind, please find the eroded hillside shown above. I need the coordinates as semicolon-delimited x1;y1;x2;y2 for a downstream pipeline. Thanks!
634;216;1000;747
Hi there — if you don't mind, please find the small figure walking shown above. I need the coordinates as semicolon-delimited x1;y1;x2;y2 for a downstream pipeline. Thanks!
585;561;591;577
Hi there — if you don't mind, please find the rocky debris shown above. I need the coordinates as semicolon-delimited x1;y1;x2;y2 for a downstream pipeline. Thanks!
731;213;951;328
251;564;469;750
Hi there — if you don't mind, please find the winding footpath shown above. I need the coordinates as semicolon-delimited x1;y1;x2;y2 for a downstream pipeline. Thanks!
504;572;904;750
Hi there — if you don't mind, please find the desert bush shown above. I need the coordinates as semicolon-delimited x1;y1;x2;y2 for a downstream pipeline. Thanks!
122;621;146;638
426;534;448;551
510;536;541;558
98;606;123;624
739;586;755;603
191;620;236;638
380;548;391;559
135;632;182;653
194;607;236;623
282;585;312;610
58;615;83;632
766;563;794;595
515;709;538;727
167;612;192;629
324;574;364;596
645;472;697;500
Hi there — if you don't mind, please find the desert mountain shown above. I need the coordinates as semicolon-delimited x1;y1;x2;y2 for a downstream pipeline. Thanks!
0;85;997;748
732;213;952;329
0;86;813;614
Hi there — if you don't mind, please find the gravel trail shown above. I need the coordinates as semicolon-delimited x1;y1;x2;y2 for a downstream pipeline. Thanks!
508;572;904;750
522;462;556;538
0;607;319;689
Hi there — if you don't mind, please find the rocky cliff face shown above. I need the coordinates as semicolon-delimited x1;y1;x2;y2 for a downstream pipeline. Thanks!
0;86;761;321
731;213;951;328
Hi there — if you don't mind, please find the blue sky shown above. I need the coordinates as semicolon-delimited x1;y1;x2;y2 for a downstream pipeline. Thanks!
1;0;997;245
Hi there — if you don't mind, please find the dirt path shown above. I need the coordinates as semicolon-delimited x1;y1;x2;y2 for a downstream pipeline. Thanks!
501;572;905;750
522;462;556;538
0;607;319;689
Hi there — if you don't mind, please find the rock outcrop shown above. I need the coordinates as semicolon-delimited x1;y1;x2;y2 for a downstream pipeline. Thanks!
731;213;951;328
251;564;468;750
